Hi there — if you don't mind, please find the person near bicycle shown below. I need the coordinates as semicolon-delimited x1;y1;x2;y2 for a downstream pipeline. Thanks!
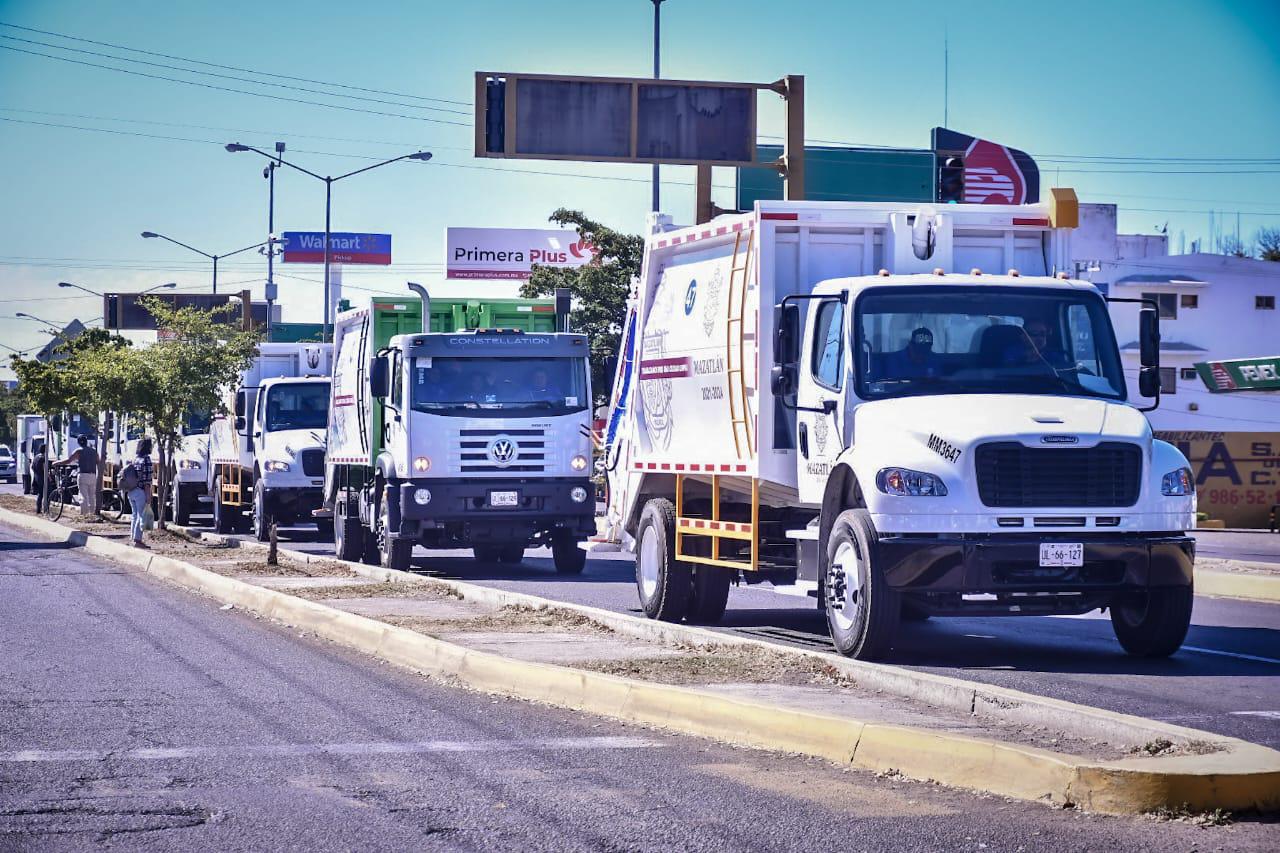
31;443;47;515
124;437;154;548
58;434;98;517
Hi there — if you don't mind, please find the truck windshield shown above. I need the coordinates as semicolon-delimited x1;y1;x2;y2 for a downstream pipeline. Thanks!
183;407;211;436
855;287;1126;401
411;357;588;417
264;384;329;431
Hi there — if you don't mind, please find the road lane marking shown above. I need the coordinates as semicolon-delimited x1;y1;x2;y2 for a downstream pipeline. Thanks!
1181;645;1280;665
0;736;661;764
1230;711;1280;719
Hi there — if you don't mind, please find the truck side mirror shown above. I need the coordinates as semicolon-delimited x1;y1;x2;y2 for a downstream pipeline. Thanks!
369;355;390;398
770;364;796;397
1139;307;1160;369
774;303;800;367
234;391;246;417
1138;367;1161;398
235;416;246;433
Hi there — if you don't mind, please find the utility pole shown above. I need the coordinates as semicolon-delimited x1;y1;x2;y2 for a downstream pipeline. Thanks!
265;141;284;342
651;0;663;214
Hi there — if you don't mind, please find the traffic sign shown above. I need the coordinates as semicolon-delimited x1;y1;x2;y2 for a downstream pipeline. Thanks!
1195;357;1280;392
281;232;391;265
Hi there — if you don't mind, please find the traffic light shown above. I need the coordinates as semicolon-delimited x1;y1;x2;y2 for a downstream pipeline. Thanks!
938;156;965;203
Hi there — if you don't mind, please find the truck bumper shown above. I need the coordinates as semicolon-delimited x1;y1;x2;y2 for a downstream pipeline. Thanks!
396;477;595;541
263;486;325;518
877;532;1195;616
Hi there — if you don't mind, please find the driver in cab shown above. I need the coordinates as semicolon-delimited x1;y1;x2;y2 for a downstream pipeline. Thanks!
883;327;942;380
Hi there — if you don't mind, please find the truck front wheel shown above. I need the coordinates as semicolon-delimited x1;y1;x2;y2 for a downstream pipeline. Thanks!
334;501;363;562
377;499;413;572
551;531;586;575
251;480;272;542
1110;586;1193;657
824;509;900;660
213;477;239;534
635;498;691;622
499;544;525;564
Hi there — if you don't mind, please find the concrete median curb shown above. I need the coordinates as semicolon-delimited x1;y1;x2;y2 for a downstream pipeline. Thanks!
1195;566;1280;604
5;507;1279;816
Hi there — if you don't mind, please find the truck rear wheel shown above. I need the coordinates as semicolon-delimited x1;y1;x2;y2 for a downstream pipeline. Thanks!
551;531;586;575
212;477;238;534
824;509;900;660
1110;586;1193;657
334;501;363;562
499;544;525;564
688;565;731;624
473;545;502;563
170;481;191;527
635;498;691;622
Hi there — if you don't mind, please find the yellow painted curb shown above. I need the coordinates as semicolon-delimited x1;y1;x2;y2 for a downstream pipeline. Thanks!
4;506;1279;815
1196;567;1280;604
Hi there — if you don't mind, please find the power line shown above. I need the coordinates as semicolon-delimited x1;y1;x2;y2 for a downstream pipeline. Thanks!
0;34;471;116
0;21;471;107
0;44;471;126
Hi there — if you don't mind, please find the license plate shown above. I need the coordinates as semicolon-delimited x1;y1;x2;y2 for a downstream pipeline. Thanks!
1039;542;1084;568
489;490;518;507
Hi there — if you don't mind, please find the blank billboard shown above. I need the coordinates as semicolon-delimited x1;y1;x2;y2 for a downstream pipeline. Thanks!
479;72;758;167
104;293;268;331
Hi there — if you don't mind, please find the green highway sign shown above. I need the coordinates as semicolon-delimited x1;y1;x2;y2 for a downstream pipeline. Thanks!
1194;356;1280;392
738;145;934;210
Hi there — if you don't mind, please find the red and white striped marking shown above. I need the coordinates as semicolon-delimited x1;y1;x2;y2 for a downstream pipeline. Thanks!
678;517;753;534
652;216;754;250
632;461;750;474
328;456;368;464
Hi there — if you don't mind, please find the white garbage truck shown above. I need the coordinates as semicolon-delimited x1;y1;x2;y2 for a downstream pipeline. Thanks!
208;343;332;539
603;198;1197;660
325;287;595;572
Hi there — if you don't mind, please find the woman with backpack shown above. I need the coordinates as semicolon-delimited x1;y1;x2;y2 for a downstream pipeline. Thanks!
123;437;154;548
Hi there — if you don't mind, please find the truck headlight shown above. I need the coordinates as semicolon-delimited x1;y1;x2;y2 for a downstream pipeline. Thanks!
413;487;432;505
413;456;431;472
570;486;589;503
1161;467;1194;496
571;454;588;471
178;459;202;470
876;467;947;497
263;460;291;473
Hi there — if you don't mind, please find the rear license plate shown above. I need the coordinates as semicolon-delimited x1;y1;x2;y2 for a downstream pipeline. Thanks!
1039;542;1084;568
489;490;518;508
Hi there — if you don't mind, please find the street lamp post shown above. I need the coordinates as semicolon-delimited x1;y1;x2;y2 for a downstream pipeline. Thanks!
225;143;432;341
139;233;266;295
651;0;664;213
14;312;61;333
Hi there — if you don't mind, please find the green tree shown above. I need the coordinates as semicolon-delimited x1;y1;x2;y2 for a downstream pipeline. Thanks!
10;341;80;510
520;209;642;406
129;298;259;527
0;386;25;446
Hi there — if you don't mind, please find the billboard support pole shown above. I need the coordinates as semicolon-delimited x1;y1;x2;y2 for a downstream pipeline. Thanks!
695;165;713;224
782;74;805;201
323;178;332;343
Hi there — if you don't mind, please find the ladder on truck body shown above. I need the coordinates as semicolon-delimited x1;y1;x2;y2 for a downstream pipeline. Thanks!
725;228;755;459
675;474;759;572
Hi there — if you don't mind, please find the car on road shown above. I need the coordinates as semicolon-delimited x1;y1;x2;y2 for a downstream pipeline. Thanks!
0;445;15;483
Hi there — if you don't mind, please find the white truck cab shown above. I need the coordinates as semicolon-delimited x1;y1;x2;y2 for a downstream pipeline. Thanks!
605;199;1196;660
208;343;332;539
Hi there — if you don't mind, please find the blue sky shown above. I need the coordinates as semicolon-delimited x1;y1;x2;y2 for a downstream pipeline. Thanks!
1;0;1277;377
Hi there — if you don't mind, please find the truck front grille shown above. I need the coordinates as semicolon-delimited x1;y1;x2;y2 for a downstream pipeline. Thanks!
975;442;1142;508
300;449;326;477
457;428;546;473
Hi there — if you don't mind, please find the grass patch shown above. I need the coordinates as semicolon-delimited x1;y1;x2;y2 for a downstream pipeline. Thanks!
578;645;856;687
387;604;613;636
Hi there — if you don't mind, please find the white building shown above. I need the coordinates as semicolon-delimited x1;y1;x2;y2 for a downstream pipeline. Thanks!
1074;204;1280;432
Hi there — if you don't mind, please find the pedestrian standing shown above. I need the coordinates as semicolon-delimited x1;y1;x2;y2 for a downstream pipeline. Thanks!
125;437;154;548
31;442;47;515
59;434;99;517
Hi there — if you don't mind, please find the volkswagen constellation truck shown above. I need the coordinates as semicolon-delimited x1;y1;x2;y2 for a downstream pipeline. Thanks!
603;198;1196;660
325;288;595;572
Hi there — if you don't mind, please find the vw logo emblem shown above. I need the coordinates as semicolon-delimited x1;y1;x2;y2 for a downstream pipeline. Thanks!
487;435;519;467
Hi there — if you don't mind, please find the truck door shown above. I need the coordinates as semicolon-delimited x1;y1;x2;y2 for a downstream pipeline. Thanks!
796;296;848;504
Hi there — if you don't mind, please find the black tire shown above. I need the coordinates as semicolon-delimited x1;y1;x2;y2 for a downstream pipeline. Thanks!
551;530;587;575
901;601;931;622
315;518;334;540
212;477;237;534
473;545;502;563
634;498;691;622
823;509;900;660
251;480;271;542
170;481;192;527
688;565;732;624
108;488;128;522
334;504;363;562
499;544;525;564
377;496;413;572
49;485;67;521
1110;586;1193;657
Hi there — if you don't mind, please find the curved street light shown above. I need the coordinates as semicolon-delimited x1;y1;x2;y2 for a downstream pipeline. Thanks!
58;281;176;330
225;143;432;340
139;233;266;295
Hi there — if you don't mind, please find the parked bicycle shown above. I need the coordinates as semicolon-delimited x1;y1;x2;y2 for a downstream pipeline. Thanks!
45;463;79;522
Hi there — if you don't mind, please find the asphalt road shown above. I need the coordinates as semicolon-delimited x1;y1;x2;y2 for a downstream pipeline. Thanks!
198;515;1280;752
11;525;1274;850
1193;529;1280;565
